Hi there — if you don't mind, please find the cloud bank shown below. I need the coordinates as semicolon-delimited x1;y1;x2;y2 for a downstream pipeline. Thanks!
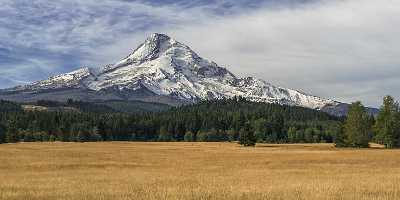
0;0;399;107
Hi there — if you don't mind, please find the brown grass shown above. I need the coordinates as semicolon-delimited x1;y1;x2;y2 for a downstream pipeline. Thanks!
1;142;400;200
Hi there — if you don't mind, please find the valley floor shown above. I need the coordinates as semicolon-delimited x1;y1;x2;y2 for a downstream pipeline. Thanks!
0;142;400;200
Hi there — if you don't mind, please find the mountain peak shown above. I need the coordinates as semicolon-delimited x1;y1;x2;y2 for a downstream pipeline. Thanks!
117;33;179;65
0;33;343;113
148;33;172;42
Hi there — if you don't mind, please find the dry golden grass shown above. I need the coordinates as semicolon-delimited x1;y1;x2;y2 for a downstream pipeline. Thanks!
1;142;400;200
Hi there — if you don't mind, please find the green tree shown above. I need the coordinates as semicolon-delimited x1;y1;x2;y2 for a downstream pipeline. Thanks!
5;120;19;143
158;126;172;142
304;128;314;143
184;131;195;142
374;96;400;148
238;122;256;147
341;102;371;148
295;129;305;143
313;129;321;143
0;123;6;143
287;127;297;143
196;130;208;142
253;118;268;142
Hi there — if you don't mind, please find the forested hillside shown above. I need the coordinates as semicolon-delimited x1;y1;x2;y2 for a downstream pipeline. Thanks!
0;97;342;143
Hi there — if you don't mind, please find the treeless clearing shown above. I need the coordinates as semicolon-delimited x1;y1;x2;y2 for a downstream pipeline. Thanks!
0;142;400;200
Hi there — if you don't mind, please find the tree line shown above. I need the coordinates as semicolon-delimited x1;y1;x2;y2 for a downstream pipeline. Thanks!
336;96;400;148
0;97;341;144
1;95;399;148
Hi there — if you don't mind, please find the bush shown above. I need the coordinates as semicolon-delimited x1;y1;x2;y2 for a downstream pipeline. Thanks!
196;131;208;142
184;131;195;142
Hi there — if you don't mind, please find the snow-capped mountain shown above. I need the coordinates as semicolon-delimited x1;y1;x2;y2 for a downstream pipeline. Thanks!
3;33;371;115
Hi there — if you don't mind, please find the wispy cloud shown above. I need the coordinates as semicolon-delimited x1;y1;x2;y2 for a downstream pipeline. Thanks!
165;0;400;107
0;0;399;107
0;0;286;84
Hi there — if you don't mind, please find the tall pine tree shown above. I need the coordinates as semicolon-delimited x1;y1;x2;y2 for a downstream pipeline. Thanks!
374;96;400;148
341;102;371;148
5;120;19;143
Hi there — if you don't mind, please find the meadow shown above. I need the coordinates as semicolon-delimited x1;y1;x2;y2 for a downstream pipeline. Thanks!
0;142;400;200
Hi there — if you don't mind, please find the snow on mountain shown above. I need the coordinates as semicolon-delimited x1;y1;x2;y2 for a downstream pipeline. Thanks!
4;33;339;110
13;67;93;91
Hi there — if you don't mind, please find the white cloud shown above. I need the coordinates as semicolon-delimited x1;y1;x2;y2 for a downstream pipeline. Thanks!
1;0;399;107
160;0;400;107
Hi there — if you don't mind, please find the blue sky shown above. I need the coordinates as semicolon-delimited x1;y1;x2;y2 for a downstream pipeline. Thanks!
0;0;399;107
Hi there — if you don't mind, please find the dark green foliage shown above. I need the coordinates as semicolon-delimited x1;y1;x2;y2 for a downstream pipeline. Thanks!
5;120;19;143
196;129;227;142
253;118;268;142
49;135;56;142
239;122;256;146
100;100;171;113
340;102;372;148
0;123;6;143
158;126;172;142
184;131;195;142
196;130;208;142
37;99;116;113
0;100;22;113
373;96;400;148
287;127;297;143
34;99;171;114
0;98;342;144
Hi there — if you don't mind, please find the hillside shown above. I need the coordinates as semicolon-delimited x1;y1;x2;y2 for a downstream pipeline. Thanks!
0;98;341;143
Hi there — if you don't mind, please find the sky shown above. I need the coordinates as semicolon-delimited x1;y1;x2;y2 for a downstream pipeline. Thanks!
0;0;399;107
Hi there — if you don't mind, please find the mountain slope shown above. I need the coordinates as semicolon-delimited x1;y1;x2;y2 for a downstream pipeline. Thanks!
0;33;375;115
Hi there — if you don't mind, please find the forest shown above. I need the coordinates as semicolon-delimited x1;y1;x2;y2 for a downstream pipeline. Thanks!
1;96;399;148
0;97;342;144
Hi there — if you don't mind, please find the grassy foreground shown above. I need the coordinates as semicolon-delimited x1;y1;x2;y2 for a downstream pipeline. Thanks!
0;142;400;200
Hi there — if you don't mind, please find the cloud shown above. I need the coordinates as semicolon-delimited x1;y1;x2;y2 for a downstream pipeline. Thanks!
0;0;399;107
164;0;400;107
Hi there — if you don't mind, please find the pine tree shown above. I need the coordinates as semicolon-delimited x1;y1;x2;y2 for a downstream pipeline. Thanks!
253;118;268;142
287;127;297;143
342;102;371;148
0;123;6;143
238;122;256;147
304;128;314;143
374;96;400;148
5;120;19;143
333;124;346;147
394;109;400;147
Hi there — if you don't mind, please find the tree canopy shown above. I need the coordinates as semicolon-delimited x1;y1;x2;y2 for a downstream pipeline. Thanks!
0;98;342;144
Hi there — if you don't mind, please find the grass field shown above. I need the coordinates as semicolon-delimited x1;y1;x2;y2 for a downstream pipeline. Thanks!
1;142;400;200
